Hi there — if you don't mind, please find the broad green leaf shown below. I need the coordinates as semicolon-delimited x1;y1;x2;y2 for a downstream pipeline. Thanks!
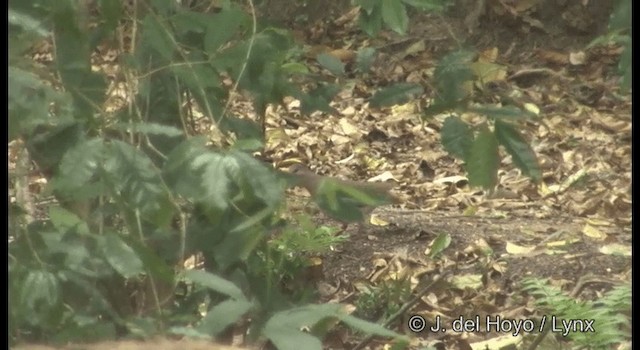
356;0;378;13
204;8;246;54
428;232;451;259
52;3;107;117
141;16;176;61
312;179;395;223
8;67;70;141
356;47;376;73
25;122;84;173
468;105;536;120
382;0;409;34
20;270;60;310
265;304;403;350
196;153;234;210
124;236;175;284
49;206;90;235
111;122;184;138
212;226;265;269
99;0;123;31
494;120;541;182
184;270;247;301
358;6;383;36
219;116;263;147
434;50;475;104
281;62;309;75
609;0;631;32
197;299;253;336
370;83;423;108
171;64;221;91
441;116;473;160
103;141;174;227
264;305;342;350
100;233;144;278
296;84;340;115
402;0;447;11
171;11;210;35
316;53;345;76
339;313;405;339
8;8;49;37
618;41;631;93
464;127;499;189
55;138;105;192
422;100;460;119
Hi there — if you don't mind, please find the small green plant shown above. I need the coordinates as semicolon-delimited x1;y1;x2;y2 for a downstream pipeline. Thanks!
589;0;631;93
356;278;412;321
521;278;631;350
355;0;450;36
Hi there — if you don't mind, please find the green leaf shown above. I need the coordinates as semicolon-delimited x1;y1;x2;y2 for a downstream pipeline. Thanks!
204;7;246;54
171;11;210;35
49;206;91;235
316;53;345;76
52;2;107;118
197;299;253;336
265;304;404;350
99;0;123;31
441;116;473;160
141;15;176;61
184;270;247;301
163;137;212;201
107;140;172;225
264;305;342;350
8;67;73;141
8;8;49;37
313;179;395;223
428;232;451;258
111;122;184;138
464;127;499;189
339;313;404;339
370;83;423;108
20;270;60;310
25;122;84;174
494;120;541;182
124;237;175;284
356;47;377;73
219;116;264;147
356;0;378;13
55;138;105;192
296;84;340;115
281;62;310;75
100;233;144;278
618;41;631;93
381;0;409;34
401;0;447;11
468;105;536;120
434;50;475;104
422;100;460;119
358;5;383;36
609;0;631;32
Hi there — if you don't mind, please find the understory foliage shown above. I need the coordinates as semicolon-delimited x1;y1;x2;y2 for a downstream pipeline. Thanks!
9;0;403;347
521;278;631;349
8;0;629;348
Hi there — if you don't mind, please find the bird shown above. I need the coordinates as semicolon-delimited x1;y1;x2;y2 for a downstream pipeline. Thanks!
287;163;398;231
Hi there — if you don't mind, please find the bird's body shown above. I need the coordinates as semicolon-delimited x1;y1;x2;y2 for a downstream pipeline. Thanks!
288;164;396;197
287;163;398;228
